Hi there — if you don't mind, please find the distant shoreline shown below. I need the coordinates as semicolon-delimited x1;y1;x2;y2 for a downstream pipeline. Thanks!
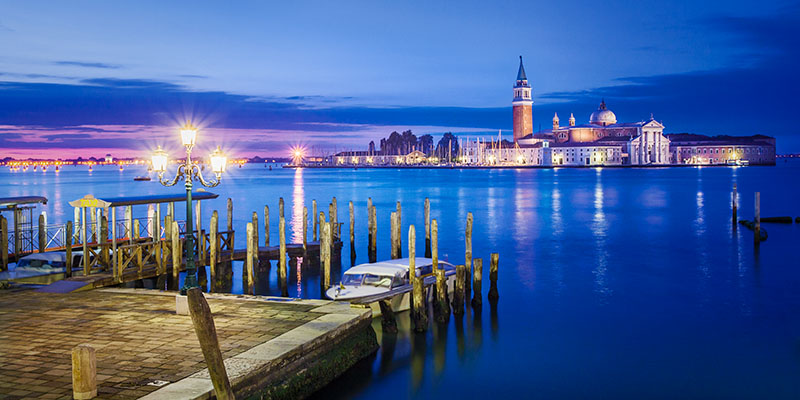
284;163;776;170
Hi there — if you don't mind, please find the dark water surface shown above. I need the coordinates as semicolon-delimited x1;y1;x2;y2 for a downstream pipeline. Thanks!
3;161;800;399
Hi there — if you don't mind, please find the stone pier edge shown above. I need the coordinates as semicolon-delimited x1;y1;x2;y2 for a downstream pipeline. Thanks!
95;289;377;400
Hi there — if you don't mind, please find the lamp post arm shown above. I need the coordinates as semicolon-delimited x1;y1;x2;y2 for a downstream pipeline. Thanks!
157;164;185;187
192;164;221;188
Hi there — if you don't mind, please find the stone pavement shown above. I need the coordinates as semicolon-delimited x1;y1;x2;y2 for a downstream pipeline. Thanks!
0;287;337;399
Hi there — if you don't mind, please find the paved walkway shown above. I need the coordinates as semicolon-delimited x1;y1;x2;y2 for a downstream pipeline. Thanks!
0;287;336;399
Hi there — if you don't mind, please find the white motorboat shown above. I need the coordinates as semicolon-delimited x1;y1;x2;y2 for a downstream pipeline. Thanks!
0;251;88;284
325;257;456;316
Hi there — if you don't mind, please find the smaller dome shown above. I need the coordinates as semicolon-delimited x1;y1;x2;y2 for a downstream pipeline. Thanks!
589;100;617;126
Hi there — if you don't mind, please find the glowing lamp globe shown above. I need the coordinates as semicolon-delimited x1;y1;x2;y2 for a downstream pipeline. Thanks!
151;147;168;173
210;146;227;174
180;122;198;147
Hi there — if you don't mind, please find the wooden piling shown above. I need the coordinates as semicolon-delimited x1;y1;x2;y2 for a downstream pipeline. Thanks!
732;184;738;230
264;205;270;247
66;221;73;277
321;220;331;292
754;192;760;246
279;211;288;297
125;206;132;243
368;203;377;263
251;211;259;254
246;222;255;295
349;201;355;264
433;219;449;323
332;197;338;240
209;211;218;292
488;253;499;301
226;198;233;232
409;225;427;332
465;212;473;297
471;258;483;307
312;199;318;241
71;344;96;400
378;299;398;333
186;288;234;400
329;203;335;246
390;212;398;259
100;215;109;266
453;264;466;316
38;213;46;252
0;216;7;271
396;201;402;257
133;219;140;240
424;198;431;258
302;206;308;251
171;221;181;291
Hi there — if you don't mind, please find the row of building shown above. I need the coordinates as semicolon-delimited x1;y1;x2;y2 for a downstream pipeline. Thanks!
307;57;776;167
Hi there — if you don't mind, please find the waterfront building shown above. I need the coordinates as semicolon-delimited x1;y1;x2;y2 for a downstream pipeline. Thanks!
667;134;776;165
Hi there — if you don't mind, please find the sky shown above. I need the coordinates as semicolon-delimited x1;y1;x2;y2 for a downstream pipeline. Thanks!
0;0;798;158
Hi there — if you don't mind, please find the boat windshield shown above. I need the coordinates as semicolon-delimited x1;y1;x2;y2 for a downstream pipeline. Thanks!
363;274;393;288
16;259;64;269
342;274;364;286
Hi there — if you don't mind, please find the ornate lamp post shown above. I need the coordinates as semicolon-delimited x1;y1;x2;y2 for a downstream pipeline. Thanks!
151;122;227;293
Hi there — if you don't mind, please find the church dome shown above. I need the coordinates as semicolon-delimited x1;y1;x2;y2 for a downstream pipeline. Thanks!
589;100;617;126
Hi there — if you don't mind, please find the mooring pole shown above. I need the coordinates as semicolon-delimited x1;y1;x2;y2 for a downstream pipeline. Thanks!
349;201;355;265
264;205;270;247
246;222;255;295
465;212;473;297
488;253;499;302
424;198;431;258
754;192;761;246
209;211;218;293
433;219;449;323
186;288;234;400
312;199;318;241
453;264;466;316
279;209;288;297
409;225;427;332
471;258;483;307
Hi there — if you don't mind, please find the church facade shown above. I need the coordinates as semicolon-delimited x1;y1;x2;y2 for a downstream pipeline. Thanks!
513;57;671;166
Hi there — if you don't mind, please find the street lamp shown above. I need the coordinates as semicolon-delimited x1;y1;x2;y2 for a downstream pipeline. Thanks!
152;122;227;293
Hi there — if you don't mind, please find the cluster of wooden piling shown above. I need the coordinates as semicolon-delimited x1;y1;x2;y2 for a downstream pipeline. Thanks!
378;201;499;334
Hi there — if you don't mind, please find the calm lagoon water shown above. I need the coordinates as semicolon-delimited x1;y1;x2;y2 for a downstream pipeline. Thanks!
2;161;800;399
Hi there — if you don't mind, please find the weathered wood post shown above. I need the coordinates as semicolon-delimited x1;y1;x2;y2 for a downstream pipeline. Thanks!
71;344;96;400
732;184;738;230
349;201;356;265
312;199;318;241
453;264;466;316
488;253;499;302
471;258;483;307
302;206;308;252
369;205;377;263
264;205;270;247
379;299;398;333
396;201;402;257
432;219;449;323
65;221;73;277
754;192;760;246
100;215;109;266
0;216;7;271
321;220;331;292
465;212;473;297
409;225;427;332
171;221;181;290
38;213;46;252
279;207;288;297
332;197;339;240
251;212;259;255
329;203;336;246
424;198;431;258
390;212;398;259
246;222;255;295
133;219;140;240
186;288;235;400
209;211;218;293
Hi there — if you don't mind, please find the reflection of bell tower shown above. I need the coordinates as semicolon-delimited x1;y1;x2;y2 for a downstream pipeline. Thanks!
512;56;533;142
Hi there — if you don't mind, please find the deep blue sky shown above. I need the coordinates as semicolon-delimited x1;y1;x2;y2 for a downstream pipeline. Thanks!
0;0;798;157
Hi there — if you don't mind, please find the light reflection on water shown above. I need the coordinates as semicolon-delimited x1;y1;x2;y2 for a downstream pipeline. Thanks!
2;162;800;398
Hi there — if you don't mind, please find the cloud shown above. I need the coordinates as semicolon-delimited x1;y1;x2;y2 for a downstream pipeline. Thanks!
53;60;121;69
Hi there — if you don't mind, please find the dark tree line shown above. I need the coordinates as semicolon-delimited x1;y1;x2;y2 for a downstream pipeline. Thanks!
373;130;459;160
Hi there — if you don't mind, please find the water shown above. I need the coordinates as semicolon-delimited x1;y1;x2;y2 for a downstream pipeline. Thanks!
2;161;800;398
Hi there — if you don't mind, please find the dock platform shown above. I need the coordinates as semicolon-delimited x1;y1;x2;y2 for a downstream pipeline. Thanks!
0;287;376;399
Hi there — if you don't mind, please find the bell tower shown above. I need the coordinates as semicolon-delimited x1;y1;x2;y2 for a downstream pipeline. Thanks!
513;56;533;142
